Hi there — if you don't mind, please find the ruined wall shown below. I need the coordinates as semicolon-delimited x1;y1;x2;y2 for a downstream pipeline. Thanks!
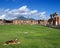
48;16;60;26
0;20;3;24
13;20;38;25
0;19;48;25
56;17;60;25
38;20;48;25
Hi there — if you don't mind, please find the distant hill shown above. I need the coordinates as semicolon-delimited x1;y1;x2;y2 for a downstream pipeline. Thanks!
17;16;35;20
0;16;36;21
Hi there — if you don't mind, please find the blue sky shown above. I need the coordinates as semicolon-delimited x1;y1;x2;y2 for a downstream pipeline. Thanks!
0;0;60;20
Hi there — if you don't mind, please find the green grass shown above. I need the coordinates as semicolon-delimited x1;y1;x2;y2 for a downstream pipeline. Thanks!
0;24;60;48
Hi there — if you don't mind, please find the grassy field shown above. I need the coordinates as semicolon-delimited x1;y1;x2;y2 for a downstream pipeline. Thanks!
0;25;60;48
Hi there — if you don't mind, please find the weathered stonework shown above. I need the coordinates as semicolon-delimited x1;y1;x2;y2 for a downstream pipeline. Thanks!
0;19;48;25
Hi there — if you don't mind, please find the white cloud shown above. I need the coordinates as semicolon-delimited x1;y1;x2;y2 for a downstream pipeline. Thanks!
30;10;38;15
0;14;6;19
0;5;46;20
39;12;46;19
4;9;10;12
19;5;30;12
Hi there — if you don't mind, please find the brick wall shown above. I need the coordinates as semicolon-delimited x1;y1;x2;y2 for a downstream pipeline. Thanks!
56;17;60;25
0;19;48;25
13;20;38;25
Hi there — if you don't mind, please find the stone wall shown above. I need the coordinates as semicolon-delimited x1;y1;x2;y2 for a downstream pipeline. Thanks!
13;20;38;25
0;19;48;25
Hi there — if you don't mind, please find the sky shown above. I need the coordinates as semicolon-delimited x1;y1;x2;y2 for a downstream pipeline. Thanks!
0;0;60;20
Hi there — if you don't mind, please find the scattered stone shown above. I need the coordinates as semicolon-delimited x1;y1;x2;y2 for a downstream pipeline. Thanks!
4;38;20;45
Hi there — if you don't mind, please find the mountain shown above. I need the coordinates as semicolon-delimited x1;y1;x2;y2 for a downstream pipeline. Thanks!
29;18;35;20
17;16;27;20
17;16;35;20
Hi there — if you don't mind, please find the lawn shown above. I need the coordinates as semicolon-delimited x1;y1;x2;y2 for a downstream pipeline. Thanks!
0;25;60;48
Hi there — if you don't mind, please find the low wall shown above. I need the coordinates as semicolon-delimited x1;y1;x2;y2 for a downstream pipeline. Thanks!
13;20;38;25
